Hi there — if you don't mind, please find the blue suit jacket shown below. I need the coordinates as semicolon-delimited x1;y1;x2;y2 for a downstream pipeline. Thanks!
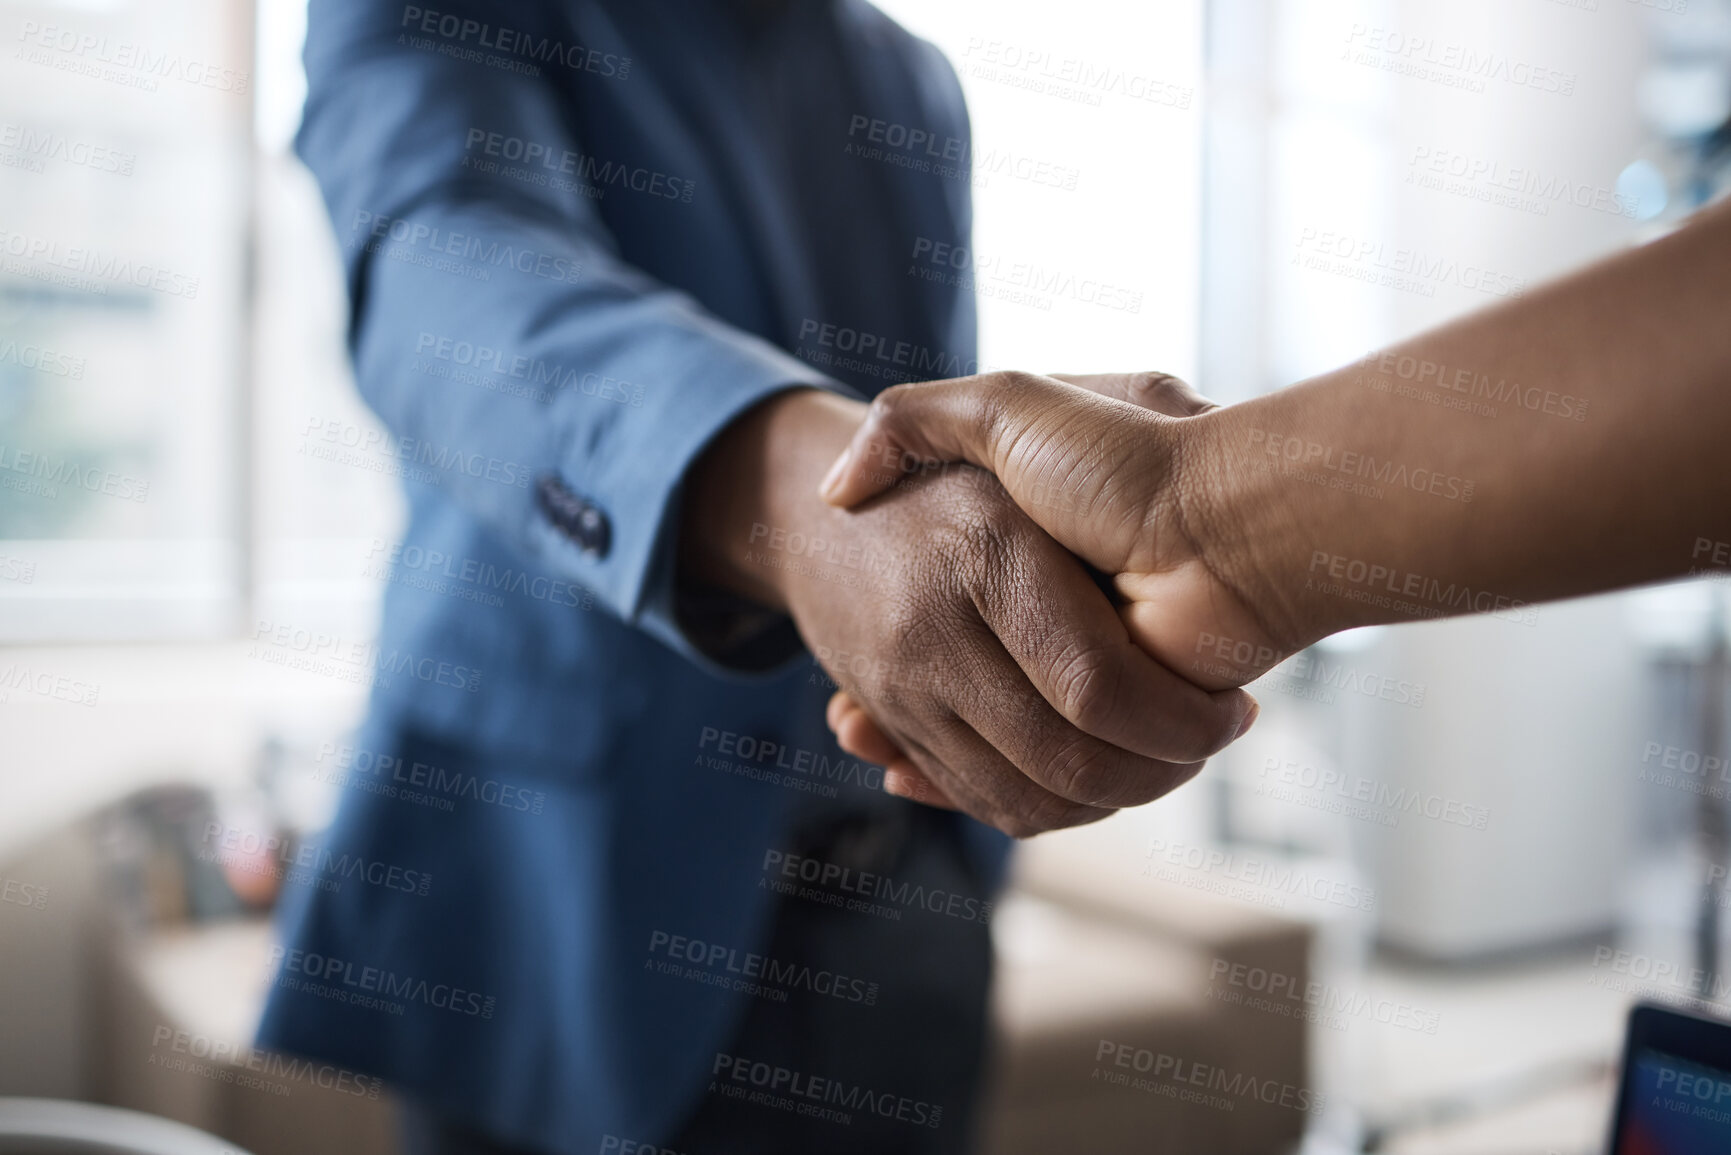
257;1;1011;1150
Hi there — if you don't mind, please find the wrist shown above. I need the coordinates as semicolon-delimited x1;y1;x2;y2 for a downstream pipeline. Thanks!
1167;405;1322;658
680;387;867;611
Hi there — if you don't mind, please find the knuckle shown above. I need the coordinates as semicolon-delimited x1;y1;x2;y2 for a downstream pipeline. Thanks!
959;746;1110;837
866;385;908;427
1130;370;1179;401
1049;642;1117;734
1013;790;1103;838
1035;732;1121;806
1166;711;1227;763
948;506;1018;590
985;370;1043;431
1127;371;1187;414
862;390;910;471
968;484;1028;546
881;594;946;668
879;584;921;639
994;368;1045;395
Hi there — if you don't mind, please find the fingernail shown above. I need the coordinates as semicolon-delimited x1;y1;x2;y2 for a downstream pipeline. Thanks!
1234;699;1261;740
819;446;853;502
883;769;909;797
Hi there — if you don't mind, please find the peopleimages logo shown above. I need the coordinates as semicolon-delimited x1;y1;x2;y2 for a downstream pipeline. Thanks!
794;319;984;383
411;332;643;406
398;7;631;79
314;741;548;816
199;822;432;898
746;521;894;586
1094;1040;1326;1114
844;115;967;164
1256;757;1484;830
760;849;994;924
1246;427;1474;503
0;227;200;298
1355;348;1589;423
267;946;496;1019
148;1026;383;1100
249;618;483;695
352;213;585;283
959;38;1194;111
710;1053;943;1129
300;415;536;490
1589;945;1731;1002
0;661;100;707
1206;957;1442;1034
1305;551;1539;626
0;120;135;175
1293;226;1526;299
648;930;881;1006
0;877;49;911
363;538;596;612
908;237;1142;314
1405;145;1636;219
16;20;250;94
598;1139;683;1155
0;338;85;379
0;443;148;504
0;554;34;585
1144;838;1377;912
1691;537;1731;581
1257;651;1428;711
696;726;884;793
1341;24;1576;97
462;129;695;202
842;115;1082;192
1653;1065;1731;1118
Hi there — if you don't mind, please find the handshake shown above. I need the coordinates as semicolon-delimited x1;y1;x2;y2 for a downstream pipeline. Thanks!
810;371;1287;834
687;371;1295;840
684;192;1731;838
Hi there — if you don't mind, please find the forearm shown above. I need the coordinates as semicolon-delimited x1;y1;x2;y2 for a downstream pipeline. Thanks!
302;2;858;639
1189;197;1731;649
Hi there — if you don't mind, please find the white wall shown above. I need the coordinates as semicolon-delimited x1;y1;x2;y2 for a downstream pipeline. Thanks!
1210;0;1659;957
872;0;1206;380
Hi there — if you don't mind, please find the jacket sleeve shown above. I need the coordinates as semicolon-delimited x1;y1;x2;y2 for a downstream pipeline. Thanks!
296;0;849;668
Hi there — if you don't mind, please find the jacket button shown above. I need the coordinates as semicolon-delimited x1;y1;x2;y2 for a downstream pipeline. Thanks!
536;474;611;559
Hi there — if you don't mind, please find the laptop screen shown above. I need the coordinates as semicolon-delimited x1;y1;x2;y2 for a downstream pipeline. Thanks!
1616;1047;1731;1154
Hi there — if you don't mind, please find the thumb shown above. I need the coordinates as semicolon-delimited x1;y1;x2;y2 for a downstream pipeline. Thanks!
819;371;1174;575
818;373;1023;508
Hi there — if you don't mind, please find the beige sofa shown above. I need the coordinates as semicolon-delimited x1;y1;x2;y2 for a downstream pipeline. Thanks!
982;828;1313;1155
0;812;1312;1155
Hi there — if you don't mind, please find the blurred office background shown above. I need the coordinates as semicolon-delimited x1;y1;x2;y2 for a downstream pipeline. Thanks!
2;0;1729;1151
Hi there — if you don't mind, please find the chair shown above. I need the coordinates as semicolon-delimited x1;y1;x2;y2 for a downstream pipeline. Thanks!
0;1098;253;1155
